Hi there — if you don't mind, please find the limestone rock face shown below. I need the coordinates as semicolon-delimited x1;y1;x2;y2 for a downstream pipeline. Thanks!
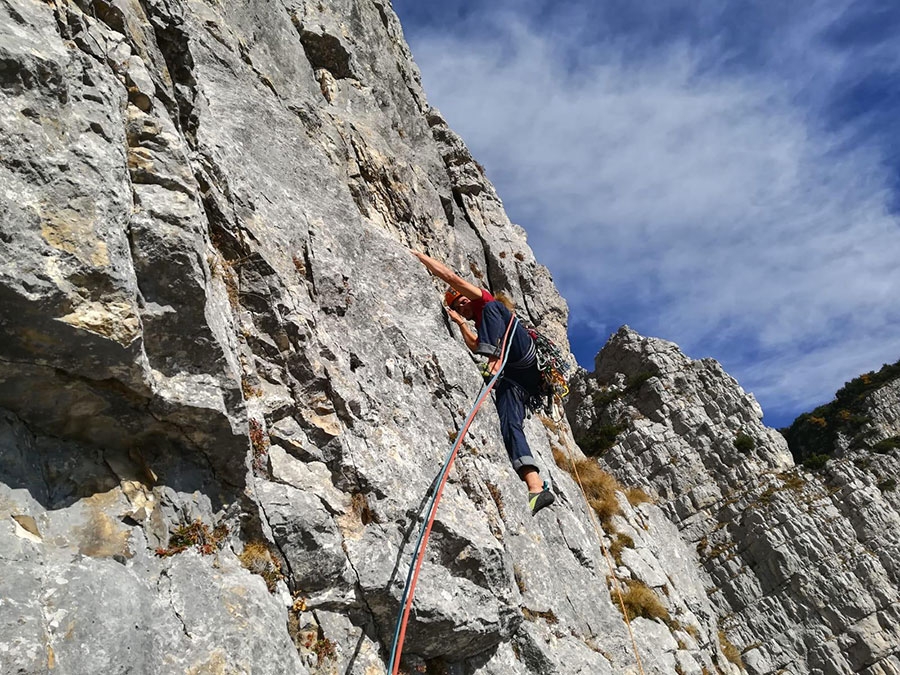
569;327;900;675
0;1;661;673
2;0;898;673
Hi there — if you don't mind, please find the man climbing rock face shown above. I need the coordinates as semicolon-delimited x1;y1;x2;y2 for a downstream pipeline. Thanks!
411;249;555;516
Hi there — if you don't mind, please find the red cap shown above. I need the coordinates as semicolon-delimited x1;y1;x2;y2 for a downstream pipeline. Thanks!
444;288;462;307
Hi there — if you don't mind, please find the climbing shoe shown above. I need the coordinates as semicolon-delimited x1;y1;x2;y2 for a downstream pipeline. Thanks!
528;481;555;516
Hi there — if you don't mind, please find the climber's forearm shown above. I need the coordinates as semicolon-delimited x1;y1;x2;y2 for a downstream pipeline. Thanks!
411;250;481;299
412;250;454;282
458;323;478;352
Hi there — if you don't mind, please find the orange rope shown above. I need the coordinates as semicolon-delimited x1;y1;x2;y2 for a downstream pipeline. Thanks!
389;313;517;674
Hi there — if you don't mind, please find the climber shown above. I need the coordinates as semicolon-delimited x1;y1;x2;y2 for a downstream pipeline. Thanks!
411;249;555;516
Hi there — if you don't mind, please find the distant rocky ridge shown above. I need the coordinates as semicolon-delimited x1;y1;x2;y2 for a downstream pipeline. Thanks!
568;328;900;675
1;1;898;674
782;360;900;467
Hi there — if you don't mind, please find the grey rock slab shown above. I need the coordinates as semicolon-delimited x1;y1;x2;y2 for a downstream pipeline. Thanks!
257;481;352;594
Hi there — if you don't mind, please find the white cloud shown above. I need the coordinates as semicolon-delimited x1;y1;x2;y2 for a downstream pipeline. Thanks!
406;9;900;423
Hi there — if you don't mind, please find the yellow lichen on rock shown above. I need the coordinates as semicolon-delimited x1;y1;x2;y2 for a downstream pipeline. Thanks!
76;493;132;559
39;201;110;268
58;300;140;344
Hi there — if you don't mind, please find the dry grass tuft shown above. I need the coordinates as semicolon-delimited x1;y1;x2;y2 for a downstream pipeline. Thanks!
625;486;653;506
513;564;527;594
718;630;743;668
222;262;240;308
351;492;375;525
609;533;635;566
538;414;564;436
522;607;559;624
619;579;670;623
239;541;283;592
569;457;623;526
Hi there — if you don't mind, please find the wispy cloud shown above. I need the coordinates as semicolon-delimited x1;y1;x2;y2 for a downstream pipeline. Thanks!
397;1;900;425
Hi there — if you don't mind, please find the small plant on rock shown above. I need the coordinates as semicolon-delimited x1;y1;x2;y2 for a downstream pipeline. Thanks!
249;418;269;475
155;519;228;557
485;481;505;519
351;492;376;525
241;378;263;399
619;579;670;623
313;637;337;664
301;631;337;666
239;541;283;592
733;432;755;453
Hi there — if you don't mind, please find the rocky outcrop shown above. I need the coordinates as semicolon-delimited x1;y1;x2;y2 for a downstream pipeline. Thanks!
569;327;900;675
3;0;898;673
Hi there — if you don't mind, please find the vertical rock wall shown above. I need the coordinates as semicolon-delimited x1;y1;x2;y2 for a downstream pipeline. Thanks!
1;1;723;673
3;0;896;673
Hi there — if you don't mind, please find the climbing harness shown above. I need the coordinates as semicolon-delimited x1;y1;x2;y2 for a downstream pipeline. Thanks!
562;447;647;675
525;326;571;414
387;314;518;675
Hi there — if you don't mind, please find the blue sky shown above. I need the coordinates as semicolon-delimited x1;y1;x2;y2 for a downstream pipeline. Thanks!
391;0;900;428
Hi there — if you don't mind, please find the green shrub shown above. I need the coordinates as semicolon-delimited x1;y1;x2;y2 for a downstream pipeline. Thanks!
803;454;830;471
733;432;755;453
877;478;897;492
591;369;659;408
873;436;900;454
782;358;900;461
577;422;627;456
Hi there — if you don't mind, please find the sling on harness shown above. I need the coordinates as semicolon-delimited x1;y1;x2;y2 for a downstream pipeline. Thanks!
387;313;517;675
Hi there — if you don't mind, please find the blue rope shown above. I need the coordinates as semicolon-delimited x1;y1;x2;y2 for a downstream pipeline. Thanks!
387;316;519;671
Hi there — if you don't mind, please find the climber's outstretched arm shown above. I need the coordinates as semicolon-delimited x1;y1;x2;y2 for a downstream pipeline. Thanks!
410;250;482;300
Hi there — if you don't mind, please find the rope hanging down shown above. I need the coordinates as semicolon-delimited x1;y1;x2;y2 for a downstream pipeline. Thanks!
562;447;647;675
387;314;517;674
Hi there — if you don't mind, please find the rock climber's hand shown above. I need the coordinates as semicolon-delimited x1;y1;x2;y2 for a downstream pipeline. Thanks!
445;307;465;325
